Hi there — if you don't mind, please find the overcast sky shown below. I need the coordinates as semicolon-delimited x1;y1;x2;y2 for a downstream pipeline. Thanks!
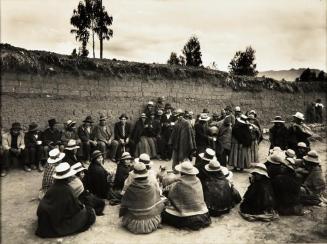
1;0;326;71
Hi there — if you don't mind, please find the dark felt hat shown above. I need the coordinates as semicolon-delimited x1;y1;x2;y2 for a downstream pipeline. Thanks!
83;116;94;123
11;122;22;130
91;150;104;161
28;122;38;131
48;118;58;126
119;113;128;120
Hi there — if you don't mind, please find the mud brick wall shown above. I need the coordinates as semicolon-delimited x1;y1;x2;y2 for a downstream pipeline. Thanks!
1;71;326;130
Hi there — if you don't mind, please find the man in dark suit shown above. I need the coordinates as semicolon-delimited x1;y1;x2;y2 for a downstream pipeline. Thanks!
113;113;132;161
77;116;97;162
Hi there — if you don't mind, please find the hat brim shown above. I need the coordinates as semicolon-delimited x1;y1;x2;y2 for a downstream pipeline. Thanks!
132;171;149;178
199;117;210;121
83;120;94;123
198;153;213;161
47;153;65;164
120;156;133;161
53;169;76;179
303;156;320;164
29;127;38;131
175;164;199;175
74;167;86;174
65;146;80;150
134;158;153;166
250;168;269;178
267;156;282;165
293;115;304;120
221;166;233;181
271;120;285;123
91;152;105;161
204;164;221;172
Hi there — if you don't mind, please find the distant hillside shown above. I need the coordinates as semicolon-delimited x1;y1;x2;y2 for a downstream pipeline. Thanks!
258;68;321;81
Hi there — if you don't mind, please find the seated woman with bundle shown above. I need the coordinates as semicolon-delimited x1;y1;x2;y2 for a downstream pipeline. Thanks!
240;163;278;222
69;162;105;216
202;159;241;216
162;160;211;230
35;162;96;238
119;161;165;234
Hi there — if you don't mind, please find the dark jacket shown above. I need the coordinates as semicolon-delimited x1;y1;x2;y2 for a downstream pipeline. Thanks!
113;163;131;191
85;162;111;199
77;125;94;142
131;118;146;145
232;121;252;147
240;177;275;215
269;124;289;150
114;121;131;141
63;150;79;166
92;124;113;142
25;131;42;147
35;180;95;238
287;123;312;150
42;128;62;146
195;122;210;150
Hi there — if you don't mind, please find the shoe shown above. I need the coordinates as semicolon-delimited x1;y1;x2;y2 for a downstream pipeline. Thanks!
24;165;32;172
30;164;37;170
1;170;7;177
38;164;44;172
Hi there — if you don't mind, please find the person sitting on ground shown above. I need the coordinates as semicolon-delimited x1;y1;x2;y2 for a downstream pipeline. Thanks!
113;113;132;161
119;162;165;234
35;162;96;238
77;116;97;163
39;148;65;200
194;148;216;184
85;150;113;199
113;152;133;191
61;120;81;151
42;118;62;158
25;122;44;172
70;162;105;216
92;114;118;162
239;163;278;222
264;153;284;179
2;122;29;176
63;139;80;166
162;160;211;230
121;153;160;195
271;157;303;216
269;116;288;150
300;150;326;206
202;159;240;217
295;142;310;159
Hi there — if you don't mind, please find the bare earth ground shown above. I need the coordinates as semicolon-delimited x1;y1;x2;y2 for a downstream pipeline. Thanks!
1;138;326;244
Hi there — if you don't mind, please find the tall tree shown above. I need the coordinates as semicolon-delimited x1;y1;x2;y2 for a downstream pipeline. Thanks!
70;1;90;57
167;52;180;65
228;46;258;76
182;36;202;67
299;68;316;82
317;70;326;81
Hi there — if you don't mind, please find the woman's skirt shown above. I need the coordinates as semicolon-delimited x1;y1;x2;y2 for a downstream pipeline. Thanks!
122;214;161;234
249;140;259;164
134;136;151;158
228;137;251;169
161;211;211;230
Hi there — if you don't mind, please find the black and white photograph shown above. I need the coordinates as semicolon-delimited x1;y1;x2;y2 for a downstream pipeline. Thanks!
0;0;326;243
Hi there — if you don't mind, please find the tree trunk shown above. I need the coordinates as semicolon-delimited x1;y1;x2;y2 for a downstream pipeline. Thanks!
92;30;95;58
100;0;103;59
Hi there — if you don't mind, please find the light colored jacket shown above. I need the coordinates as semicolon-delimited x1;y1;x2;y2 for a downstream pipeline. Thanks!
2;132;25;150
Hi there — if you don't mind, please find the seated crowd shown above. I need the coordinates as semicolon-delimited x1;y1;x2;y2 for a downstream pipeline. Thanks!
0;97;326;238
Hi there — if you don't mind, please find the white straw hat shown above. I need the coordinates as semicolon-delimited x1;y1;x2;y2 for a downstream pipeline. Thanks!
53;162;76;179
47;148;65;164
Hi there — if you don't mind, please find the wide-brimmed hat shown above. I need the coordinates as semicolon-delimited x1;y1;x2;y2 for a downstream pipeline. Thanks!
120;152;133;161
65;139;80;150
99;114;107;121
212;112;219;117
237;114;248;124
157;109;163;116
225;105;232;112
47;148;65;164
251;163;269;178
135;153;153;166
140;113;147;118
269;146;282;155
28;122;38;131
119;113;128;120
175;108;184;115
164;103;172;109
205;159;222;172
285;149;296;159
132;162;149;178
91;150;104;161
71;162;86;174
199;113;210;121
48;118;58;126
284;157;295;170
303;150;320;164
175;161;199;175
293;112;304;121
53;162;76;179
11;122;22;130
247;114;255;120
221;166;233;182
147;101;154;106
235;106;241;112
267;153;284;165
271;116;285;123
199;148;216;161
297;142;307;148
83;116;94;123
202;108;209;114
65;120;76;128
248;110;256;116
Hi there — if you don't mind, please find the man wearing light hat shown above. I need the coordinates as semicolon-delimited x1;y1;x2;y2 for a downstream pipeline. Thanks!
287;112;312;151
194;148;216;183
61;120;80;149
169;109;196;171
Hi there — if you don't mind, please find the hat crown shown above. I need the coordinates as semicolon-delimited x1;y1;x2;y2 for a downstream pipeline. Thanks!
286;149;296;158
297;142;307;148
71;162;82;170
293;112;304;120
175;108;183;114
121;152;131;158
270;154;284;164
67;139;77;147
55;162;70;174
49;148;60;157
307;150;318;158
139;153;150;163
207;159;221;171
180;161;193;172
134;162;146;171
235;106;241;112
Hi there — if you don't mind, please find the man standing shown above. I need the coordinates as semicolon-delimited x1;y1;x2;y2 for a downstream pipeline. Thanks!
288;112;313;150
93;114;118;162
315;99;324;123
269;116;288;150
78;116;97;163
195;113;212;154
2;122;29;176
169;109;196;171
113;113;132;160
161;104;174;160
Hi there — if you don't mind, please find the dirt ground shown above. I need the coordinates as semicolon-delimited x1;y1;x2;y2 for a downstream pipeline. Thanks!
1;138;326;244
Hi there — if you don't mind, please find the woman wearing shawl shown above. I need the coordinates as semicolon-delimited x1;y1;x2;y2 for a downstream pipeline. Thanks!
240;163;278;222
132;113;152;158
228;115;252;171
36;162;96;238
119;162;165;234
162;161;211;230
247;114;261;164
113;152;133;191
69;162;105;216
202;159;240;216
